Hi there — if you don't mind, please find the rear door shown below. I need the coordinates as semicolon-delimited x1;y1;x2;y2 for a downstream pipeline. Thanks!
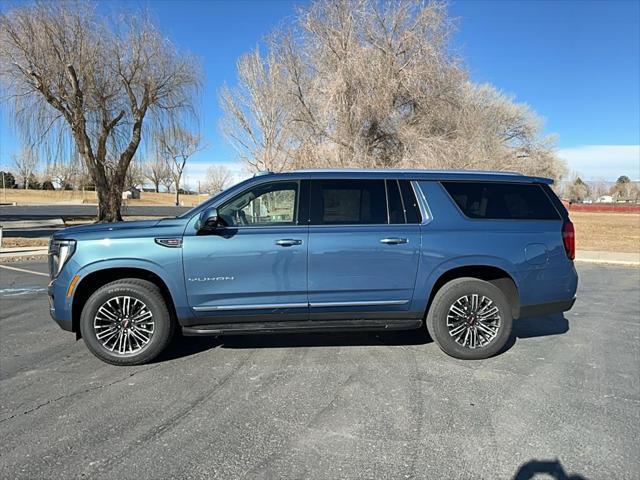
306;178;421;320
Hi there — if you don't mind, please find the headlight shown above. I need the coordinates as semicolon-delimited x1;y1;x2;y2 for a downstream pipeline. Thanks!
48;239;76;278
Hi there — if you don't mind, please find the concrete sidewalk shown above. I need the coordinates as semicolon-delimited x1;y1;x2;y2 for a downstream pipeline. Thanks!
0;246;48;260
575;250;640;266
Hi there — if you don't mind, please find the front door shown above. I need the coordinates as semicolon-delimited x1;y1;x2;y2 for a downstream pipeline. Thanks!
306;179;421;320
182;180;308;324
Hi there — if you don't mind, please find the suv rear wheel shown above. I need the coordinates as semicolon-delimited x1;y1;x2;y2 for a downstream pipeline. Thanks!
80;279;175;366
426;278;512;360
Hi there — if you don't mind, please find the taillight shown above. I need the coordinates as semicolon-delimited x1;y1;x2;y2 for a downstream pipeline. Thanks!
562;220;575;260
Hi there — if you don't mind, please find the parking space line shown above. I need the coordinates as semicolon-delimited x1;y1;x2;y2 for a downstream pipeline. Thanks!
0;264;49;277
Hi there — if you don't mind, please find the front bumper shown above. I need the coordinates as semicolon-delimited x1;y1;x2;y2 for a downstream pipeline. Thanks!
48;276;74;332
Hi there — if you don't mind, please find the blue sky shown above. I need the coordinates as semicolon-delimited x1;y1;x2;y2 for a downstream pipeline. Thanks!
1;0;638;182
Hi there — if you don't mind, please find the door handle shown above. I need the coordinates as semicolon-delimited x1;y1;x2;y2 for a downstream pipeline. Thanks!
275;239;303;247
380;237;408;245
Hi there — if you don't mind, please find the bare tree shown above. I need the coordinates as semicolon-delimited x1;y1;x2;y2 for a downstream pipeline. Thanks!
157;127;204;205
0;1;201;221
610;175;639;202
11;148;39;189
220;50;293;172
204;164;233;194
564;176;590;203
220;0;565;181
587;179;609;202
124;159;145;190
143;157;172;193
47;162;79;190
160;176;174;194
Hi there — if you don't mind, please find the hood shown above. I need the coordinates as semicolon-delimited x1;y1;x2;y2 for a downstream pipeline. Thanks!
55;219;161;237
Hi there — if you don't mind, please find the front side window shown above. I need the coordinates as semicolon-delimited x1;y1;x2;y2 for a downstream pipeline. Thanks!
218;181;298;226
310;179;387;225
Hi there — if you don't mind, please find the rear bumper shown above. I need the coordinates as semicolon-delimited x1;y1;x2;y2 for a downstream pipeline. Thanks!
518;297;576;319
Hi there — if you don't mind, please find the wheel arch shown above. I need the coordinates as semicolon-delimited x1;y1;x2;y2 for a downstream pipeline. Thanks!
71;267;178;337
424;263;520;319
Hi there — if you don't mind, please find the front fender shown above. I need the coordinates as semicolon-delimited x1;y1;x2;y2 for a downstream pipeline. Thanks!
71;257;191;322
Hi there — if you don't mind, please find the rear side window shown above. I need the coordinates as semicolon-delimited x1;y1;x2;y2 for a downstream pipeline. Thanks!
386;180;405;224
441;182;560;220
399;180;422;223
310;180;387;225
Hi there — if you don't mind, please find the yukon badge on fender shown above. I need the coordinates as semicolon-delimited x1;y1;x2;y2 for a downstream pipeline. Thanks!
188;276;235;282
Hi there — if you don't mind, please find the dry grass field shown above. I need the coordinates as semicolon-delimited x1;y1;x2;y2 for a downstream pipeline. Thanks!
0;189;205;207
570;211;639;253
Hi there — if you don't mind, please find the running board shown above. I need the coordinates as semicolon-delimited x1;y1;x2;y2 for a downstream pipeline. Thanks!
182;319;422;336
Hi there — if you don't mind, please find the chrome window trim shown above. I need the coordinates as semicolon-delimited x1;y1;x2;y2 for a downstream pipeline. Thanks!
410;180;432;225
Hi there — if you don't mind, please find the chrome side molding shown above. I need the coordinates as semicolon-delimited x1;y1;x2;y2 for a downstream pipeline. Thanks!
193;299;409;312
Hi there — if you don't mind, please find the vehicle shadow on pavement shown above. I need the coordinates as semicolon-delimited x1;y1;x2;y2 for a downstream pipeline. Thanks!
154;335;224;362
512;459;588;479
157;314;568;361
220;328;432;349
502;313;569;353
156;329;432;361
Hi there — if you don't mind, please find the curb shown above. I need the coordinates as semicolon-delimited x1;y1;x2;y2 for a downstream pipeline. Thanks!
0;247;49;262
575;250;639;267
574;258;640;267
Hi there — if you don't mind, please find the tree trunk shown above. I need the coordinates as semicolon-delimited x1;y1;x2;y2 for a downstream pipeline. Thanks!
94;171;125;222
174;174;181;206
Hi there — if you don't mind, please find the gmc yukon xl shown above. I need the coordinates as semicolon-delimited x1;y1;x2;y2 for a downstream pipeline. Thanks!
48;170;578;365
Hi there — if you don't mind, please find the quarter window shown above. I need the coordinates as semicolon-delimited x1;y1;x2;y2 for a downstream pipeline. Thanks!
218;181;298;226
441;182;560;220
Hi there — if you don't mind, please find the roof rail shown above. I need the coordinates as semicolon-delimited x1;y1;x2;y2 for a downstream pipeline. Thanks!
253;170;273;177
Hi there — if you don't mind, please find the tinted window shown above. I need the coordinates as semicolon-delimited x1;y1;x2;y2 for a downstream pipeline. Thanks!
386;180;405;224
442;182;560;220
219;181;298;226
399;180;422;223
310;180;387;225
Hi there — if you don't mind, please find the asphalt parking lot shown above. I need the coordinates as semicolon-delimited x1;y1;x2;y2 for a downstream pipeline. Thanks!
0;262;638;480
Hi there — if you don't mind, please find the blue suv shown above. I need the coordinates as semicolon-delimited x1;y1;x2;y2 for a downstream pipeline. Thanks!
48;170;578;365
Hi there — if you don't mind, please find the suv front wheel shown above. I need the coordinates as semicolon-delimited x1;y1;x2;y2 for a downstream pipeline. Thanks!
426;278;513;360
80;279;175;366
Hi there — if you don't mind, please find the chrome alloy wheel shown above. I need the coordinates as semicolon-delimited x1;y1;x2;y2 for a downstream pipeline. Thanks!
446;294;501;349
93;296;155;355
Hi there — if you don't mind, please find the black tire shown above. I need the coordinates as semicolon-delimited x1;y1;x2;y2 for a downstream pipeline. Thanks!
426;277;512;360
80;279;175;366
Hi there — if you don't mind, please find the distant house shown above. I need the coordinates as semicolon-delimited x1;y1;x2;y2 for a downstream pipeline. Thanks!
122;187;141;200
596;195;614;204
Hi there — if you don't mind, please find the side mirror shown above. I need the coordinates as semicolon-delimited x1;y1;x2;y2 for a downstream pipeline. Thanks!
198;207;221;230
